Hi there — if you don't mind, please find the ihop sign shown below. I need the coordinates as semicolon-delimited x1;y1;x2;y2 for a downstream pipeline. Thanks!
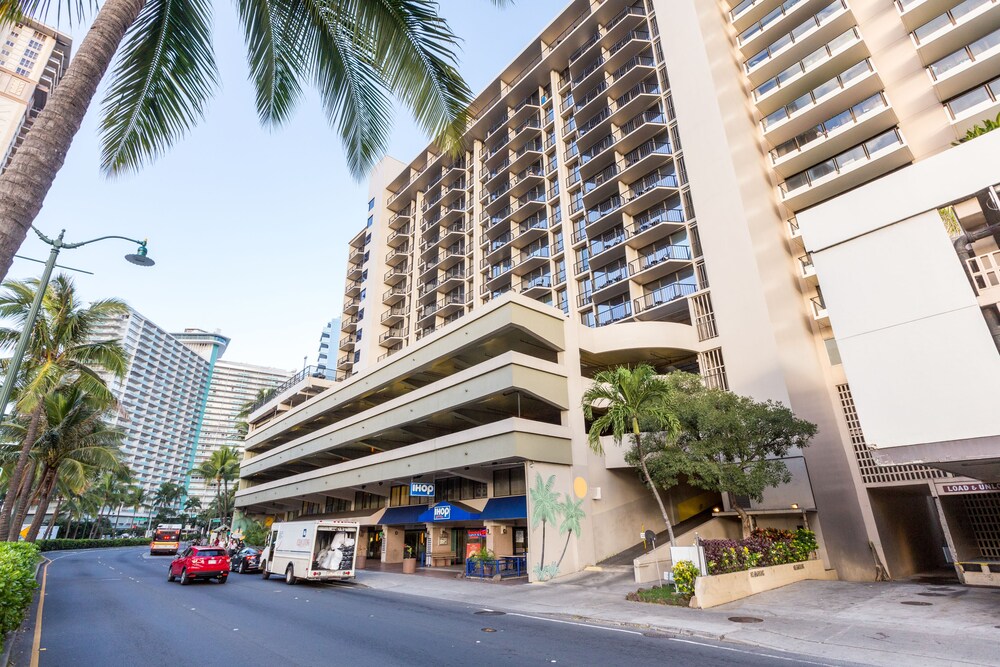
433;505;451;521
410;482;435;497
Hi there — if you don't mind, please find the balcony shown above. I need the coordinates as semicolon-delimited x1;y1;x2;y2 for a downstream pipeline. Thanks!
484;261;514;290
339;334;356;352
912;0;1000;66
602;3;647;46
382;286;408;306
384;264;409;286
336;354;353;370
798;254;818;283
591;262;631;299
343;296;361;315
482;231;513;262
585;194;625;237
387;225;411;248
510;139;544;172
574;80;610;120
945;74;1000;134
510;163;545;197
389;209;412;231
345;278;363;297
811;294;830;324
780;127;912;210
627;201;686;249
385;244;409;267
439;267;466;292
379;327;407;347
437;293;466;318
769;91;896;177
589;228;627;263
514;245;551;275
381;305;407;326
341;316;359;333
927;25;1000;99
628;244;693;283
608;78;661;125
608;53;656;99
439;201;467;226
753;28;868;114
594;300;633;326
634;282;698;320
604;28;651;72
761;59;882;146
511;214;548;249
744;1;854;86
519;273;553;297
622;168;680;216
510;188;546;224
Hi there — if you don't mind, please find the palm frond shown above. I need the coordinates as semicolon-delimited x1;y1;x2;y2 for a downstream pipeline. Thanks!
99;0;219;175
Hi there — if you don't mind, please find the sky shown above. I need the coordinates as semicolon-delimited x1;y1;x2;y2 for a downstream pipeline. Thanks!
9;0;569;371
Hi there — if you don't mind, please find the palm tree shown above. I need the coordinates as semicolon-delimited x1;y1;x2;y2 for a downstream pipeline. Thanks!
0;0;510;280
529;473;559;571
233;387;277;439
582;364;681;547
555;493;584;571
152;481;183;517
20;386;125;541
0;274;127;540
191;446;240;526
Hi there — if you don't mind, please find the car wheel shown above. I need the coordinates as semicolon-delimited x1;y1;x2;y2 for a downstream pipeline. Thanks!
239;561;247;574
285;565;296;585
167;568;175;583
218;575;227;585
262;566;270;580
180;569;191;586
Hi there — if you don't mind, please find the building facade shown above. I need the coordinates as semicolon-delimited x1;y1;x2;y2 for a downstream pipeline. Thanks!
316;317;340;379
237;0;1000;582
0;18;70;171
93;311;213;502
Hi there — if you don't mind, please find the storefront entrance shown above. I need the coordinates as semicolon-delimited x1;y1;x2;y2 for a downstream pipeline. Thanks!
365;528;382;560
404;529;426;564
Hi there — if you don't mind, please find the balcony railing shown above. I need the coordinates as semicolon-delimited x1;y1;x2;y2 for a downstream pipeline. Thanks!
770;92;888;162
928;25;1000;80
595;300;633;326
755;29;863;102
745;1;848;72
781;128;904;195
629;244;693;275
245;365;329;414
945;74;1000;119
761;58;874;128
634;282;698;314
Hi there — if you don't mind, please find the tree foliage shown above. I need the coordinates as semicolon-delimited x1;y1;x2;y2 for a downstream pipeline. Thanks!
639;373;817;504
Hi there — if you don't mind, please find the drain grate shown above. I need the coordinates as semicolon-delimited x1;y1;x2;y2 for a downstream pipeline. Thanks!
900;601;933;606
481;628;497;633
475;611;506;616
927;587;956;592
916;592;947;597
728;616;764;623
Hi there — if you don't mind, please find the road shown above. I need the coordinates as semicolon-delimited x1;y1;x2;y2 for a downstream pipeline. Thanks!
18;547;850;666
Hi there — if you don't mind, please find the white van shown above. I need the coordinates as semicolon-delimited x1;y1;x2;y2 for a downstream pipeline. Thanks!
260;520;360;585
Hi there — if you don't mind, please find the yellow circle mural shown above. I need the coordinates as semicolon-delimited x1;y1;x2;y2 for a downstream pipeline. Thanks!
573;476;588;499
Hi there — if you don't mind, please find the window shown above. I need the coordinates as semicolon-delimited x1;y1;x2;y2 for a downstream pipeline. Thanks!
434;477;487;501
363;251;370;263
493;466;526;497
364;232;371;245
359;288;366;300
15;67;29;76
325;496;350;513
355;328;363;342
366;216;373;228
390;484;425;506
368;197;375;211
354;491;386;510
353;350;360;363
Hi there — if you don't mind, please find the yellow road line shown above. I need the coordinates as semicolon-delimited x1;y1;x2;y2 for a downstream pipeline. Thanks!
30;558;51;667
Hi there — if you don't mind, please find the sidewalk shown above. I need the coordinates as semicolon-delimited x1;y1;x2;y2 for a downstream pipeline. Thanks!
353;566;1000;666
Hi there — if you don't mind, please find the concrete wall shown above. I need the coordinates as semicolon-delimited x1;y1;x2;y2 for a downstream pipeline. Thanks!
869;486;948;578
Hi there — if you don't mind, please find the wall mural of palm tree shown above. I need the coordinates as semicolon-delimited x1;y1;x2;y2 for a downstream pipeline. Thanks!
529;472;586;582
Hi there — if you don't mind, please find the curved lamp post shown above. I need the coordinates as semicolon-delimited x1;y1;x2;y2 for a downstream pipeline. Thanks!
0;226;155;419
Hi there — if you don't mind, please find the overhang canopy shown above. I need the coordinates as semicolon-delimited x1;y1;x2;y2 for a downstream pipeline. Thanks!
480;495;527;520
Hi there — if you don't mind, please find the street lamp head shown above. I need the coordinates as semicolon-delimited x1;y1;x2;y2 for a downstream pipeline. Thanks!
125;240;155;267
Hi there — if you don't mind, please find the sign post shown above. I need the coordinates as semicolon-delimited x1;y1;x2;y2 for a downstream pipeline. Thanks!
644;529;663;588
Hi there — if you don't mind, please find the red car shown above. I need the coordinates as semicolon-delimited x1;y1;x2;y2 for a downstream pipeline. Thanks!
167;546;231;585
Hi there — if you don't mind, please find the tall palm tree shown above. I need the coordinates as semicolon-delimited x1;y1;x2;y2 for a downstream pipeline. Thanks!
191;446;240;526
19;386;125;541
0;0;510;280
0;274;127;540
582;364;681;547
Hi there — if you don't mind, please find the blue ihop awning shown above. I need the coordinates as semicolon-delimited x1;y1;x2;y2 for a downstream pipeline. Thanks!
379;504;429;525
416;501;481;523
480;496;527;521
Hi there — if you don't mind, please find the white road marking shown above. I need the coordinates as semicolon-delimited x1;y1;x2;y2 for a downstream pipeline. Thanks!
667;638;837;666
504;613;643;635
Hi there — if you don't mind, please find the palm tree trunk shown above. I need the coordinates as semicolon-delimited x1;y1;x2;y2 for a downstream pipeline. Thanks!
26;468;57;542
0;405;45;540
633;427;677;547
6;461;38;541
0;0;148;281
556;530;573;570
44;494;63;539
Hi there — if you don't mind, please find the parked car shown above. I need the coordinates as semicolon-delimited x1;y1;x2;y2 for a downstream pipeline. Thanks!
167;546;230;585
230;547;262;574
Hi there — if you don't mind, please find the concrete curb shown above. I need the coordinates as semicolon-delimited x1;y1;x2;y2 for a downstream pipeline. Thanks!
0;558;45;667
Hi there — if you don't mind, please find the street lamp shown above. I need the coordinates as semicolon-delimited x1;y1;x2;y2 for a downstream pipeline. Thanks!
0;226;155;419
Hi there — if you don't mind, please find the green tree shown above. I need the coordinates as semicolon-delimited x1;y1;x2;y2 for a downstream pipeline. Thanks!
955;112;1000;144
0;275;127;541
15;386;125;541
0;0;510;281
643;373;818;537
234;387;278;439
582;364;681;546
191;446;240;526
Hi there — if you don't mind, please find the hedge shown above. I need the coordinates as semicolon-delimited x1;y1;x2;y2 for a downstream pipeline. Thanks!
0;542;41;651
702;528;818;575
35;538;150;552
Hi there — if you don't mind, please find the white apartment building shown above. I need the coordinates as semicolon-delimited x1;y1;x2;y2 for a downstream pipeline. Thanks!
0;18;70;170
238;0;1000;583
93;311;212;501
315;317;340;379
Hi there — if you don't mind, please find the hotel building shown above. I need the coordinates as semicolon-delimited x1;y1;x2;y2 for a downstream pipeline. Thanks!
0;18;70;171
237;0;1000;582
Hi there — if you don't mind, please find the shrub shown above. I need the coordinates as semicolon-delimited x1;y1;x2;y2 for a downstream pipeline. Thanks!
702;528;817;575
672;560;699;597
0;542;41;650
35;538;150;552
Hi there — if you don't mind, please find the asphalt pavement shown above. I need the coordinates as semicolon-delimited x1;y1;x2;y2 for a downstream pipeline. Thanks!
12;546;853;667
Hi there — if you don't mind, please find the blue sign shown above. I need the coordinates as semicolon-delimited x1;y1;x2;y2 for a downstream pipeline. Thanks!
410;482;435;497
433;505;451;521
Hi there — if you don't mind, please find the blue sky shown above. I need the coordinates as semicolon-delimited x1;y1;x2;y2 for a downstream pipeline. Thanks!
10;0;568;371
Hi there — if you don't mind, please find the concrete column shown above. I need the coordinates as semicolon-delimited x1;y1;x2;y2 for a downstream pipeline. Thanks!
383;526;405;564
487;522;513;556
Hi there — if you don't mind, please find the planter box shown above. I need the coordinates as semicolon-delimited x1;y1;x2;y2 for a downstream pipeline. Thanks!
691;559;836;609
